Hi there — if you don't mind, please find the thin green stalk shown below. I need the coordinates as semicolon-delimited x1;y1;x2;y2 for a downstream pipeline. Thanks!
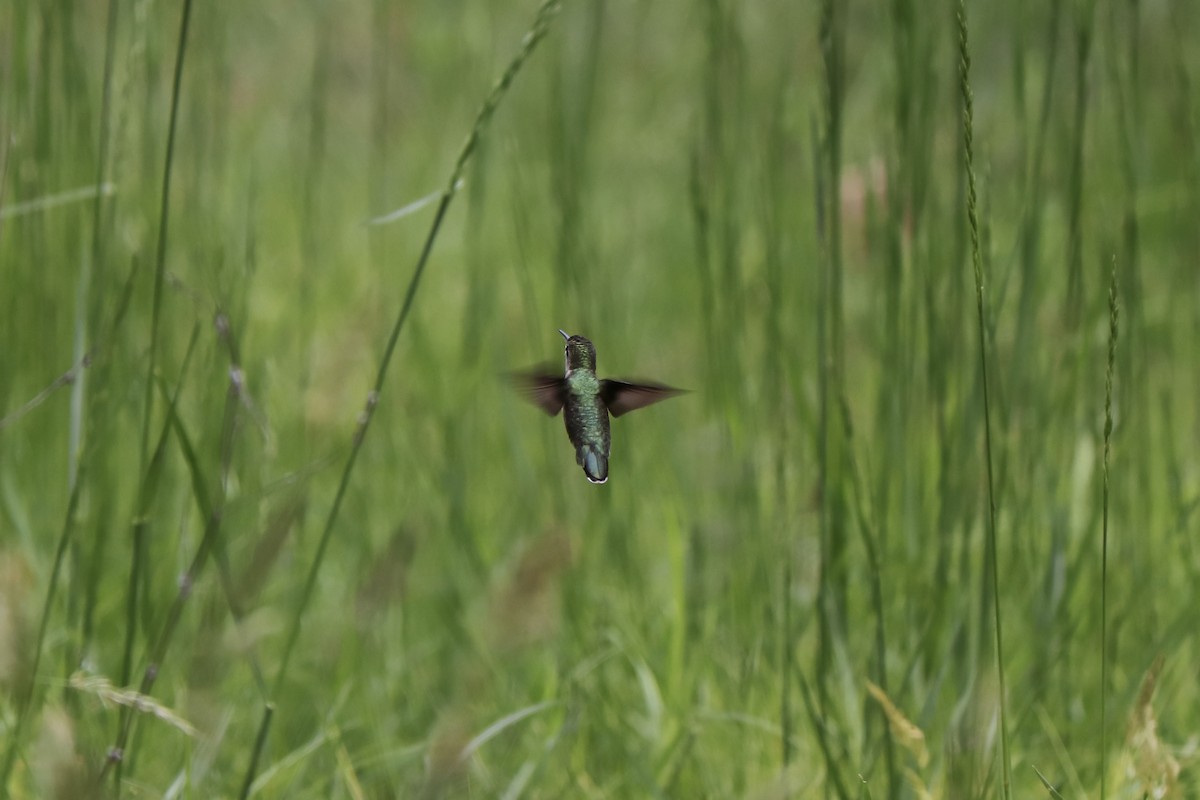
820;0;844;373
88;0;121;327
248;0;563;788
818;0;848;708
687;149;716;413
70;0;120;492
120;0;194;701
695;0;746;433
296;15;330;409
0;141;8;229
1013;0;1062;395
956;2;1013;798
73;256;139;676
239;703;275;800
0;469;83;787
1064;1;1095;328
56;0;121;715
839;395;898;800
112;1;192;789
97;324;202;788
758;61;792;778
781;552;793;773
811;108;831;736
548;0;605;319
1107;0;1144;531
79;257;140;669
200;313;270;696
134;0;192;509
794;665;851;800
101;310;265;789
1100;262;1118;799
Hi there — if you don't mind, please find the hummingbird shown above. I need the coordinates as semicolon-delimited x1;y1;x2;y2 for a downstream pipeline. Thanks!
514;330;684;484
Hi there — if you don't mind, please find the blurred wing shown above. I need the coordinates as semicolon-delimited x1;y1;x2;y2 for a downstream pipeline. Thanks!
511;370;567;416
600;379;685;418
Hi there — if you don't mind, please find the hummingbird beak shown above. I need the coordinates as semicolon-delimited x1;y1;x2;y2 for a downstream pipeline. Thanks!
558;329;570;341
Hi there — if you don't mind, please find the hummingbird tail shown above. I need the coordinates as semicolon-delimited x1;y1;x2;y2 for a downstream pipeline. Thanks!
579;446;608;484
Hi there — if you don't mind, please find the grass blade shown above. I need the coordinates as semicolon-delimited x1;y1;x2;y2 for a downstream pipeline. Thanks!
956;1;1013;796
1099;261;1118;798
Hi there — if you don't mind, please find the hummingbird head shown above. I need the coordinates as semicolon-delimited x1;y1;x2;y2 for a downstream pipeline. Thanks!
559;330;596;373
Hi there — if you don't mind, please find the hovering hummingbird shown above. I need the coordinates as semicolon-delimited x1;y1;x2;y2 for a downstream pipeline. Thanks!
514;330;684;484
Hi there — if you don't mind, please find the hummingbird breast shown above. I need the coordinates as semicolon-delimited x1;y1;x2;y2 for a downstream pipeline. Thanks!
564;371;611;483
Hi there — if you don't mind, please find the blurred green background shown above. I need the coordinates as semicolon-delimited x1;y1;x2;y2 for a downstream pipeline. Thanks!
2;0;1198;796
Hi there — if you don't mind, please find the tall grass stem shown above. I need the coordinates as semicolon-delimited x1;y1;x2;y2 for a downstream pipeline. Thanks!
956;2;1013;796
103;0;192;792
1100;261;1118;798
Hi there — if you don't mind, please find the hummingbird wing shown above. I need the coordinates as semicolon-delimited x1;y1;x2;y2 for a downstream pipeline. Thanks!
511;370;567;416
599;379;684;418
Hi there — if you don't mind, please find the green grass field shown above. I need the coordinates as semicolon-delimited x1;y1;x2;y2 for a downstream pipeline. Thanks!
2;0;1198;797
